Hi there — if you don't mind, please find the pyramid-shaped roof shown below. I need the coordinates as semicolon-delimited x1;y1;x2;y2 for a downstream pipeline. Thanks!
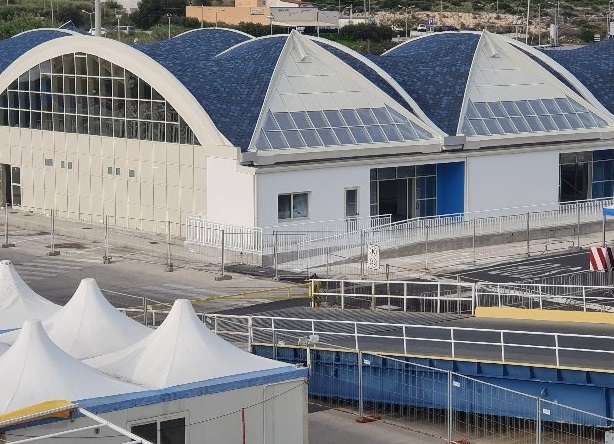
0;320;143;415
0;278;151;359
0;260;59;330
86;299;292;389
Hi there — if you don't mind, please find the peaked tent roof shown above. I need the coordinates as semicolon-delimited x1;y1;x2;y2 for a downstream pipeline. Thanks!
0;320;142;415
86;299;293;389
0;260;60;331
0;278;151;359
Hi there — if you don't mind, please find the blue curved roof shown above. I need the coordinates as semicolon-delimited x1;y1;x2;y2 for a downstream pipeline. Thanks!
136;28;252;64
541;40;614;114
138;36;285;150
0;30;69;73
375;33;481;135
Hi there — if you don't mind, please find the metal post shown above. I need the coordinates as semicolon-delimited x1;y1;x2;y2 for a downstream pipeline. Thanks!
358;350;364;419
1;204;14;248
447;370;453;444
247;317;253;353
273;230;279;281
103;215;111;264
48;209;59;256
526;212;530;257
165;221;173;272
386;264;391;308
576;205;581;249
215;229;232;281
326;246;330;279
425;223;429;270
360;229;365;279
536;397;542;444
472;218;476;263
603;215;607;247
142;297;148;327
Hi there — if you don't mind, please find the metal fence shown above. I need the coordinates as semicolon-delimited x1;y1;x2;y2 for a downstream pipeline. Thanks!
256;347;613;444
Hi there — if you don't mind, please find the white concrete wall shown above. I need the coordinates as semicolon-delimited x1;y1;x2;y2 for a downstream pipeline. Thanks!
466;150;560;215
5;379;307;444
0;126;207;235
206;157;255;227
256;164;370;229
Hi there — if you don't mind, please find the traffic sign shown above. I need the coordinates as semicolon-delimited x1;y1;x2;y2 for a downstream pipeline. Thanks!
367;244;380;270
428;17;434;26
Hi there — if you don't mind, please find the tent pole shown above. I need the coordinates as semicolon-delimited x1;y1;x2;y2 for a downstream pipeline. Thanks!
603;215;606;247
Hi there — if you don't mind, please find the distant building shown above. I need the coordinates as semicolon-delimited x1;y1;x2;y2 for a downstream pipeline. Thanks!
186;0;307;27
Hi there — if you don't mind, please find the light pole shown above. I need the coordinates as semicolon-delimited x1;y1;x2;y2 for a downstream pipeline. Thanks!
115;14;121;42
547;1;559;46
82;9;94;30
398;3;415;39
608;0;613;39
166;13;172;39
526;0;531;44
268;15;273;35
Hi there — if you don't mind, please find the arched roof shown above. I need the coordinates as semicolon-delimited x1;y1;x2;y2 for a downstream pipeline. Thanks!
376;33;481;135
0;29;71;73
539;40;614;115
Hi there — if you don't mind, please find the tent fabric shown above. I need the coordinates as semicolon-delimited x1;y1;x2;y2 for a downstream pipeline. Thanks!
0;260;59;330
0;320;143;415
86;299;293;389
0;278;151;359
603;205;614;217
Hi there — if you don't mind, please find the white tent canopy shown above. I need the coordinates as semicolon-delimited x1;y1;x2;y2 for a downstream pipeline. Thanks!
0;320;143;415
86;299;293;389
0;260;59;330
0;278;151;359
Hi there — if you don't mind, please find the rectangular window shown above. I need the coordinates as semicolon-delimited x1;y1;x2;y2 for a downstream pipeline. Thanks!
345;188;358;218
129;169;136;178
278;192;309;220
107;166;113;175
131;416;185;444
67;161;73;170
60;160;65;168
115;167;121;176
44;158;53;167
11;167;21;207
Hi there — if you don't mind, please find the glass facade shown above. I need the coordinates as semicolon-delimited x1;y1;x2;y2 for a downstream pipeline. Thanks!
370;164;436;220
255;106;433;150
559;149;614;202
463;97;609;137
0;53;200;145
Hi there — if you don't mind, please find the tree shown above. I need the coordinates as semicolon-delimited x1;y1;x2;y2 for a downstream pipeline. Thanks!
131;0;188;29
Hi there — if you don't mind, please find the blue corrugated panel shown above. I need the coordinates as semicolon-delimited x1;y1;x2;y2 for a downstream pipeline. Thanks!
317;42;414;115
137;36;284;151
543;40;614;114
0;30;68;73
375;33;481;135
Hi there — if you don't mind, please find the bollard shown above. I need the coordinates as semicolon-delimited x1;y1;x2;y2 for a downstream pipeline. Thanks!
215;229;232;281
1;204;14;248
165;221;174;272
103;215;112;264
47;209;60;256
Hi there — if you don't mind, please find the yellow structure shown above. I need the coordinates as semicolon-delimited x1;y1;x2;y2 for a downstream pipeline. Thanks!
186;0;307;27
475;307;614;325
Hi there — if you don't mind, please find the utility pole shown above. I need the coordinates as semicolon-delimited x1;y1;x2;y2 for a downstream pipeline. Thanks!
94;0;101;36
525;0;531;44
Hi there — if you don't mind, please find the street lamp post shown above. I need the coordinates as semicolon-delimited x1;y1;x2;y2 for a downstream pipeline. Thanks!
268;15;273;35
167;13;172;39
82;9;94;31
115;14;121;42
608;0;613;39
398;3;415;39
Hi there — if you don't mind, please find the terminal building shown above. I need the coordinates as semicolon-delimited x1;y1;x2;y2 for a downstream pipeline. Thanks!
0;28;613;234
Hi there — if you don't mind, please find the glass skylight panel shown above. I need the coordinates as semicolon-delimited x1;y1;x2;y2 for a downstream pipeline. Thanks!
350;126;372;143
263;112;280;131
264;130;288;149
412;124;433;140
474;102;494;119
341;109;361;126
553;113;574;130
542;98;561;114
465;101;480;119
386;106;408;124
577;112;596;128
569;98;588;113
300;129;322;146
554;98;573;114
538;115;557;131
397;123;419;140
470;119;490;136
323;110;345;128
591;113;609;127
502;101;521;117
524;115;544;132
290;111;313;129
372;107;393;124
283;130;306;148
356;108;377;125
316;127;338;146
273;112;296;130
489;102;508;118
497;118;517;133
307;111;329;128
381;124;402;141
255;130;272;150
529;100;548;115
483;118;504;135
333;127;355;145
462;117;476;136
516;101;535;116
365;125;387;143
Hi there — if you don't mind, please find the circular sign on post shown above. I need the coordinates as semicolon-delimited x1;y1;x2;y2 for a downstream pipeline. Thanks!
367;244;380;270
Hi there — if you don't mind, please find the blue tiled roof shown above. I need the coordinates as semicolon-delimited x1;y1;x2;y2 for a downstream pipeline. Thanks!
138;36;285;150
317;42;414;115
541;41;614;114
375;33;481;135
59;21;88;34
136;28;253;65
0;30;69;73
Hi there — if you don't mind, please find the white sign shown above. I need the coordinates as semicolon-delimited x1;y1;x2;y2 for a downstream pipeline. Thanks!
367;244;380;270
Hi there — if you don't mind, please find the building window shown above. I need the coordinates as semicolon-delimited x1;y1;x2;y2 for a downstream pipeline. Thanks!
44;158;53;167
559;149;614;202
115;167;121;176
278;192;309;220
345;188;358;218
131;417;185;444
67;161;73;169
11;166;20;206
107;166;113;175
60;160;65;168
129;169;136;178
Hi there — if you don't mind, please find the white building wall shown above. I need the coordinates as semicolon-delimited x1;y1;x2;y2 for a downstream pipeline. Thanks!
206;157;255;227
3;380;307;444
0;126;207;236
466;150;560;215
256;164;370;229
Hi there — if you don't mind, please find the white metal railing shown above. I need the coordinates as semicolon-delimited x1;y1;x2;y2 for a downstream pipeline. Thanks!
185;217;263;253
204;313;614;369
